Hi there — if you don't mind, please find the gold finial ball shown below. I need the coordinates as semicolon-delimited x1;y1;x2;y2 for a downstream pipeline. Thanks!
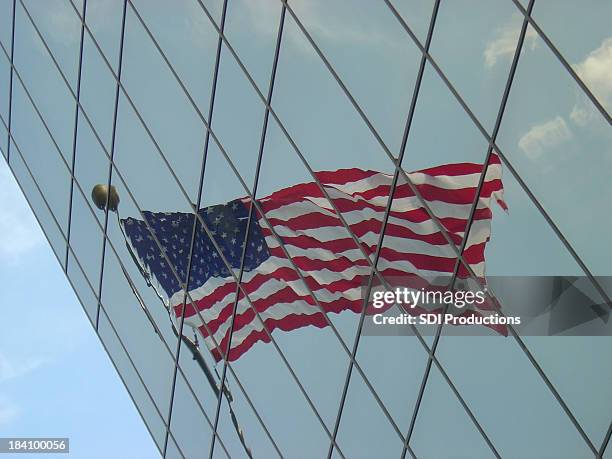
91;184;120;212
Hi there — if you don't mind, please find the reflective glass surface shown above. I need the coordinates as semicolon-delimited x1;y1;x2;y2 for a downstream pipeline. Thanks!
2;1;610;458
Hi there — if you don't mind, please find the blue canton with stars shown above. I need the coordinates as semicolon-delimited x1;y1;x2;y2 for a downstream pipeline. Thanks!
121;199;271;298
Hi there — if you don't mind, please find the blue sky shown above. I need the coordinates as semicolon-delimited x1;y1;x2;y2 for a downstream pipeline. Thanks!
0;160;160;458
0;0;610;458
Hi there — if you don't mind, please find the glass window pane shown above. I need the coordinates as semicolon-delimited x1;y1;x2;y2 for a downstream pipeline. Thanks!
224;342;338;457
12;0;79;165
98;247;178;440
193;51;267;204
530;0;612;116
66;248;100;324
409;364;505;458
5;133;67;262
281;0;424;154
19;0;84;92
97;310;169;451
217;0;283;90
9;81;71;257
0;54;10;139
427;165;610;456
66;181;104;304
0;0;13;49
431;335;595;458
116;3;214;203
84;0;127;64
429;0;527;131
521;337;612;447
335;333;429;449
128;0;223;117
497;25;612;275
386;0;435;44
335;368;405;458
169;344;226;459
163;435;186;459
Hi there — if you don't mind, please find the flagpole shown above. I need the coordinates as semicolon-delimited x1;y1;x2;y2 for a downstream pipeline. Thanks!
91;184;252;457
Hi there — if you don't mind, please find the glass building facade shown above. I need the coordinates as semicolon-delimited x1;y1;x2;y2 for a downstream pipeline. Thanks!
1;0;610;457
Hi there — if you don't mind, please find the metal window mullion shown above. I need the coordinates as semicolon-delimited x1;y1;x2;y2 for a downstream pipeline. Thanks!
273;1;597;456
383;4;612;441
164;0;230;456
95;0;128;330
600;421;612;458
510;0;611;124
64;0;88;269
402;1;538;456
11;0;608;458
208;4;287;459
55;1;380;454
5;0;16;163
385;1;604;455
201;0;611;330
325;1;443;458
